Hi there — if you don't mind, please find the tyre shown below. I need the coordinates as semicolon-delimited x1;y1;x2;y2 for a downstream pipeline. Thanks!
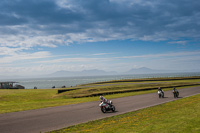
101;107;106;113
111;105;115;112
162;93;164;98
174;92;178;98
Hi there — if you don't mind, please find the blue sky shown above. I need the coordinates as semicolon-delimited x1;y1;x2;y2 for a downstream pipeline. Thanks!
0;0;200;76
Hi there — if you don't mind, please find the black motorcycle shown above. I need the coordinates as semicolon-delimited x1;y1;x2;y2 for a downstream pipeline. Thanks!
173;90;179;98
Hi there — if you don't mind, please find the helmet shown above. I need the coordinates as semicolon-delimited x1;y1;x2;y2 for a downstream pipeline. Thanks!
100;96;103;100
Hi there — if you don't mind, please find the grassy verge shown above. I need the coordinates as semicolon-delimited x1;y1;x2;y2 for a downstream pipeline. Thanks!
0;89;98;114
60;81;200;98
0;76;200;114
80;76;200;86
50;94;200;133
0;88;164;114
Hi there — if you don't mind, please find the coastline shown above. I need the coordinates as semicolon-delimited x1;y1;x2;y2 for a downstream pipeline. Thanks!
2;72;200;89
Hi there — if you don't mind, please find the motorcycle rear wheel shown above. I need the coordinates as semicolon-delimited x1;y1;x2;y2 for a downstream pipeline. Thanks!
111;105;115;112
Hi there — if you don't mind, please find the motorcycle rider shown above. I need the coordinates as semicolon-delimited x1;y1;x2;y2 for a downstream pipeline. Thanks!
99;95;115;113
158;87;164;92
100;96;108;103
173;87;179;96
173;87;178;92
100;96;112;105
158;87;164;97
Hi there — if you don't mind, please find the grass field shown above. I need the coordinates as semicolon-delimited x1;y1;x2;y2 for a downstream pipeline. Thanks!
0;89;98;114
50;94;200;133
0;76;200;114
58;76;200;98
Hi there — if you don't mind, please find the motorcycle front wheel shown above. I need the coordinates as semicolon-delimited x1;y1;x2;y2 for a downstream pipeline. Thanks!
101;107;106;113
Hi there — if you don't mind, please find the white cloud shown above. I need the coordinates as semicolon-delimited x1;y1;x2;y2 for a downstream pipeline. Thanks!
0;51;51;64
93;53;114;56
35;57;112;64
115;51;200;59
168;41;187;45
0;0;200;76
0;47;28;56
0;50;200;76
0;0;199;47
0;34;59;48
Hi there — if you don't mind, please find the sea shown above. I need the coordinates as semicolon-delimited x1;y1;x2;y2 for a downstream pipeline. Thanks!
3;72;200;89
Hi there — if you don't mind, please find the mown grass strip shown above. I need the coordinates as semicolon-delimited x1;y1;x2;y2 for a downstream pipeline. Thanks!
50;94;200;133
58;77;200;95
69;82;200;98
81;76;200;86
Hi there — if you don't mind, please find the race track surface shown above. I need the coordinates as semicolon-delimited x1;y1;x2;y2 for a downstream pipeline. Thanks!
0;86;200;133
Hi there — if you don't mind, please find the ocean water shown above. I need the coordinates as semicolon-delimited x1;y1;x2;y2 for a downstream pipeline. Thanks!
6;72;200;89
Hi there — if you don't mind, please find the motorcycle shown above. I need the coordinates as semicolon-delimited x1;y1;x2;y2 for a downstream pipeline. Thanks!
99;100;115;113
158;90;164;98
173;90;179;98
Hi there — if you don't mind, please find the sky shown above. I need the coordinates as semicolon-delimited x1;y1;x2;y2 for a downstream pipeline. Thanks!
0;0;200;77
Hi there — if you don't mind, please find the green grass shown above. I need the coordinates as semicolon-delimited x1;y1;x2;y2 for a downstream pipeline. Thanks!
50;94;200;133
0;87;162;114
61;81;200;98
80;76;200;86
0;89;99;114
0;76;200;114
68;76;200;98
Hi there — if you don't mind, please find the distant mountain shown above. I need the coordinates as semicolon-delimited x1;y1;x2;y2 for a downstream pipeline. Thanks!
125;67;172;74
49;67;192;78
49;69;118;77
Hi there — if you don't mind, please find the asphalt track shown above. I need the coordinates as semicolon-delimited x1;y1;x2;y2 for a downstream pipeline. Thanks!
0;86;200;133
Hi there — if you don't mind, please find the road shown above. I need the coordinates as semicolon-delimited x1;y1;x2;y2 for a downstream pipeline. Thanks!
0;86;200;133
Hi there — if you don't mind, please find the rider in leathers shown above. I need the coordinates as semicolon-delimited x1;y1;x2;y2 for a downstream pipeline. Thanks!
173;87;179;96
100;96;111;106
100;96;108;103
173;87;178;92
158;87;164;93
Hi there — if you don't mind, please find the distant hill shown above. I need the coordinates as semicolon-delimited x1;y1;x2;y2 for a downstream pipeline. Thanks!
2;67;200;79
49;69;118;77
48;67;185;78
125;67;172;74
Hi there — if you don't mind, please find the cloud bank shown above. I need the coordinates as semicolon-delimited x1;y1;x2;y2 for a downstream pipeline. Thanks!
0;0;199;49
1;0;200;76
